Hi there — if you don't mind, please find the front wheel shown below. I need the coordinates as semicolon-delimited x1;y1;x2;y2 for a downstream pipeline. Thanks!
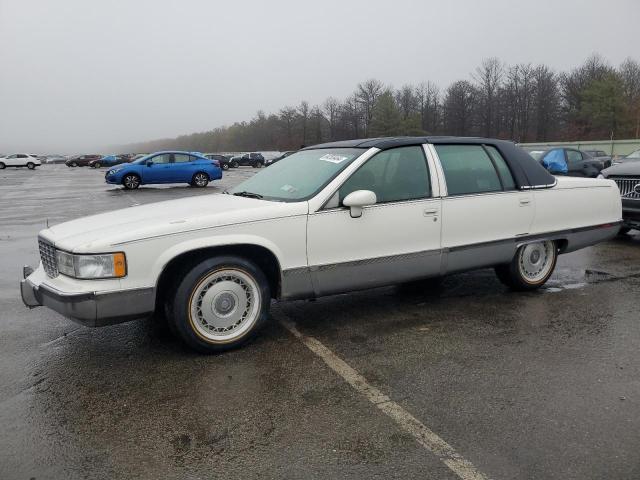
27;162;35;169
169;256;271;353
94;162;101;168
222;163;229;170
0;162;5;169
231;160;239;168
495;240;557;291
122;174;141;190
618;227;631;236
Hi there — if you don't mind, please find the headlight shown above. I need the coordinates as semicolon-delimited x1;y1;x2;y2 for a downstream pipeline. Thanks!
597;174;605;179
55;251;126;279
108;168;123;175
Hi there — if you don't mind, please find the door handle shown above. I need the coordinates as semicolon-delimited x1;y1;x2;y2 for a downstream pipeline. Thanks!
423;209;439;216
519;198;531;206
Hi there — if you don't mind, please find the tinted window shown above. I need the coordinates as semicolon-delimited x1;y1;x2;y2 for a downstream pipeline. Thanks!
173;154;191;163
435;145;502;195
339;146;430;204
17;154;27;158
152;154;171;164
485;145;516;190
566;149;582;164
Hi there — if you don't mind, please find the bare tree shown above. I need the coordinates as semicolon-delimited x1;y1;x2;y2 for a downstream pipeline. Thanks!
356;79;384;136
279;106;297;147
532;65;560;141
473;57;504;137
416;82;440;134
323;97;340;141
619;58;640;137
395;85;417;120
297;101;310;146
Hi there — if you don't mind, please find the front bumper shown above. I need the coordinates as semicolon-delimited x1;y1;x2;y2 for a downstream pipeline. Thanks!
622;200;640;229
20;266;155;327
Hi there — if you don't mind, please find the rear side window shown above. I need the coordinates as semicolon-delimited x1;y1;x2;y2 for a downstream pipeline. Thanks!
484;145;516;190
173;154;191;163
566;150;582;164
339;146;430;204
435;145;502;195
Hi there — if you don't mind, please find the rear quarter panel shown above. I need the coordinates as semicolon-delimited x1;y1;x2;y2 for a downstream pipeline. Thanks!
532;177;622;250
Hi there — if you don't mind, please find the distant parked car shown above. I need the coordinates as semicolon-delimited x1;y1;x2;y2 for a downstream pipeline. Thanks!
534;147;608;177
44;155;67;164
89;154;131;168
267;151;295;166
105;151;223;189
583;149;608;158
230;152;265;168
205;153;232;170
66;154;101;167
0;153;41;169
613;149;640;164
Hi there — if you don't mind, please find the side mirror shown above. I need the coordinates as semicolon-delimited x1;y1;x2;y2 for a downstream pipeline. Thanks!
342;190;377;218
146;160;154;167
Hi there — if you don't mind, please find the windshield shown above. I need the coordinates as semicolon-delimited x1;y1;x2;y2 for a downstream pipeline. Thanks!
228;148;364;201
626;149;640;159
133;153;154;164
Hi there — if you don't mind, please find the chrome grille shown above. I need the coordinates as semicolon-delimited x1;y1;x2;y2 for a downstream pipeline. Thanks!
38;239;58;277
611;177;640;200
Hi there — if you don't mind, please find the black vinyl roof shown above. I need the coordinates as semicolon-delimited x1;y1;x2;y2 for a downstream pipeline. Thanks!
303;136;556;189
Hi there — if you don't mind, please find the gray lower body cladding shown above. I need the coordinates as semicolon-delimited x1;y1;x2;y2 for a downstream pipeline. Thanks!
281;222;621;299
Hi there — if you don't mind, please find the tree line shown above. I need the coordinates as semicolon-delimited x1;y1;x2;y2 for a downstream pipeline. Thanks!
122;55;640;153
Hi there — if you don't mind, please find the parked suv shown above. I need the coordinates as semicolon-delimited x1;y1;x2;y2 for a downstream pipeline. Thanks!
205;154;232;170
65;154;101;167
230;152;265;168
599;161;640;234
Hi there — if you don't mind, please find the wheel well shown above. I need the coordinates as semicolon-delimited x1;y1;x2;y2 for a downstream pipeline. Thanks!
555;238;569;253
154;244;282;312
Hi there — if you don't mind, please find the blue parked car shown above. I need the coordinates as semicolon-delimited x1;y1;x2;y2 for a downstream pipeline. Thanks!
105;151;222;190
89;154;131;168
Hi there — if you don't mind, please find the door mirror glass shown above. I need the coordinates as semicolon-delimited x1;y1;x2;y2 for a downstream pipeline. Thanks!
343;190;377;218
146;160;154;166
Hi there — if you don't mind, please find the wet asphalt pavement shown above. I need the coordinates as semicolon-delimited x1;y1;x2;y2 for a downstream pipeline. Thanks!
1;165;639;479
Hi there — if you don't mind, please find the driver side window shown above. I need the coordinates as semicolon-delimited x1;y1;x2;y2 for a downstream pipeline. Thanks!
338;146;430;205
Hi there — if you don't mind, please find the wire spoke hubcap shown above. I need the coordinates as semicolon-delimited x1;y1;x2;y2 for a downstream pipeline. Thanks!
189;269;260;342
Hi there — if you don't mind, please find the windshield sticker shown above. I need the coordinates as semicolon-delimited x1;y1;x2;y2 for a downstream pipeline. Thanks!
280;184;298;193
319;153;349;164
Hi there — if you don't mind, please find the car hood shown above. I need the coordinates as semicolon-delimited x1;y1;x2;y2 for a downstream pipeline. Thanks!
40;194;307;252
601;160;640;177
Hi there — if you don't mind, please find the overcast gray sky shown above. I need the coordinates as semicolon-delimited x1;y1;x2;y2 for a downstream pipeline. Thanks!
1;0;638;153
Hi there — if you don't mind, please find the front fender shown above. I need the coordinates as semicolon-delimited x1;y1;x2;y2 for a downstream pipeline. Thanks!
149;234;286;281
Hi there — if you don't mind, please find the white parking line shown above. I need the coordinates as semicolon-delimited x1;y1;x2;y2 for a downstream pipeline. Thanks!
279;316;491;480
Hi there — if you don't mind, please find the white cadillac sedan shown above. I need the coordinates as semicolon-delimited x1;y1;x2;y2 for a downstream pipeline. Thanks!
21;137;622;352
0;153;41;169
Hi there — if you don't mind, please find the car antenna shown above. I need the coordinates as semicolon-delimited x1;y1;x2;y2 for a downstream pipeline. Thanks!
46;218;49;228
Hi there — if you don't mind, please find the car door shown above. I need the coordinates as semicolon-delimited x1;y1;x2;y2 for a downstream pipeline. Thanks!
4;154;20;166
170;153;195;182
306;145;442;296
433;144;535;273
566;149;587;176
142;153;172;183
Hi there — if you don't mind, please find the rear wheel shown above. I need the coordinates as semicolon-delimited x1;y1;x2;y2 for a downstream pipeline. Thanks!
231;160;239;168
70;162;78;167
222;163;229;170
94;162;101;168
26;162;35;169
168;256;271;353
495;240;557;291
0;162;5;169
122;174;141;190
618;226;631;236
191;172;209;187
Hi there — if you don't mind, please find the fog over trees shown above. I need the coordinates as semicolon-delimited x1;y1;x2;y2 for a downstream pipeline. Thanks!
122;55;640;153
